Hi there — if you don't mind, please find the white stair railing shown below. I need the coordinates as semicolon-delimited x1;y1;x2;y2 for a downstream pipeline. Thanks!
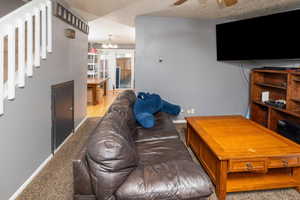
0;0;52;115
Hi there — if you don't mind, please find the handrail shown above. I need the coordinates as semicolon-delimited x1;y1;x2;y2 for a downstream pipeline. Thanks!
0;0;52;115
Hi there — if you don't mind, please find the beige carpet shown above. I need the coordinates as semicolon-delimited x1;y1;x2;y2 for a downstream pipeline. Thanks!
16;117;101;200
16;120;300;200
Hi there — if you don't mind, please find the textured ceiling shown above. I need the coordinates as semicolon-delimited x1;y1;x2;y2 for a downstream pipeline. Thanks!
64;0;300;43
150;0;300;22
66;0;300;25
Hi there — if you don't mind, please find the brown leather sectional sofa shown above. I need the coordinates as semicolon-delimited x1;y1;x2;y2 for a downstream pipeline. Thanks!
73;90;213;200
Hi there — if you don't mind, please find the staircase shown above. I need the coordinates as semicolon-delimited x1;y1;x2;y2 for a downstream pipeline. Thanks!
0;0;52;115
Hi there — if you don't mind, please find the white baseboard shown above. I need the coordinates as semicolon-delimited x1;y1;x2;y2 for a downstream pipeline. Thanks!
75;116;88;133
9;154;53;200
54;131;74;154
173;119;187;124
9;116;88;200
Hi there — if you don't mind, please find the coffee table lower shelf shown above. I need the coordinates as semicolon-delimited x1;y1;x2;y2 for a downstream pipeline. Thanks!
227;168;299;192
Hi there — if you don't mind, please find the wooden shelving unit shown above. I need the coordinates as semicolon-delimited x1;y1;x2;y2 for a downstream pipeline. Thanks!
88;53;100;78
250;69;300;132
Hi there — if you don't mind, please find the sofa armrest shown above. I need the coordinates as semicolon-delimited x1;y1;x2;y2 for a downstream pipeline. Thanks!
116;160;213;200
73;146;94;196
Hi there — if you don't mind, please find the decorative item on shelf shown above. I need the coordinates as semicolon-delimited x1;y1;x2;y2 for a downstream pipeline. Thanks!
261;91;269;102
101;34;118;49
54;2;89;34
64;28;75;39
264;100;286;109
89;48;98;54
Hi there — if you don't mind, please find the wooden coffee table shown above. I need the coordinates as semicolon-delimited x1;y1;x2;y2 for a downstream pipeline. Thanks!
186;115;300;200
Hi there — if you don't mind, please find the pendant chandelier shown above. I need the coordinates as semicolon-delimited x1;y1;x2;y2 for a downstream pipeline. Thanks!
102;34;118;49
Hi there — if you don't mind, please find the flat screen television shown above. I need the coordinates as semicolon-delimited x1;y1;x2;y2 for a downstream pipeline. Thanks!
216;9;300;61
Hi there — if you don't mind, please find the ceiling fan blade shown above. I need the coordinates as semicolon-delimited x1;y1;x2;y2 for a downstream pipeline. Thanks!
174;0;189;6
223;0;238;7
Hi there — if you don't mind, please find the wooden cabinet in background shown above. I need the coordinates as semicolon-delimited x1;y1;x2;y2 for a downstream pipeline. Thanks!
250;69;300;134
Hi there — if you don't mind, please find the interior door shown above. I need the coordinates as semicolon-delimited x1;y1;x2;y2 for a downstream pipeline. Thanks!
51;80;74;153
116;57;132;89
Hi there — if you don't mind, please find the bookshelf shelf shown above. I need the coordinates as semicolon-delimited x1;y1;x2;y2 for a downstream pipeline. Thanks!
255;82;287;90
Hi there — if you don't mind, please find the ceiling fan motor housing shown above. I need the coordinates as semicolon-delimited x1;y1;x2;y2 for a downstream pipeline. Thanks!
223;0;238;7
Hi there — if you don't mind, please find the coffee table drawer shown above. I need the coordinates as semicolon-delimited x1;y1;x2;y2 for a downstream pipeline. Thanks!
268;157;299;168
229;159;267;173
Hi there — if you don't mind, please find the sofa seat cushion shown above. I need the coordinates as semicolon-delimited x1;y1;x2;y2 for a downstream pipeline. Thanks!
135;112;179;143
136;139;191;165
116;160;213;200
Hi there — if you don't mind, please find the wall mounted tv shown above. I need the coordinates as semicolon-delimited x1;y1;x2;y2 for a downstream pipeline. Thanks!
216;9;300;61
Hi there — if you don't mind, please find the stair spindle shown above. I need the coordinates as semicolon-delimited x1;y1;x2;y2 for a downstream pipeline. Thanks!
41;4;47;59
47;1;52;53
18;19;26;87
34;8;41;67
7;25;16;100
0;36;4;115
26;14;33;76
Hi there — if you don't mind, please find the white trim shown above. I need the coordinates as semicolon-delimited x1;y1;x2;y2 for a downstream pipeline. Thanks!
8;117;88;200
173;119;187;124
8;154;53;200
75;116;88;133
55;116;88;153
0;0;48;30
53;131;73;154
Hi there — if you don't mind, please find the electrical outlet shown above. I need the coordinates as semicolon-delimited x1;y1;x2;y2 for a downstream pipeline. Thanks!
191;108;195;114
181;108;184;113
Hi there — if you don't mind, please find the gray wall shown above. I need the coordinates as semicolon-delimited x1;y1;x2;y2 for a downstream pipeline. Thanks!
0;17;87;199
135;16;249;119
0;0;25;17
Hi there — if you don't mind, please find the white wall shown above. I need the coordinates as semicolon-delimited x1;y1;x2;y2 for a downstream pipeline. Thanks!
135;16;249;119
0;16;87;199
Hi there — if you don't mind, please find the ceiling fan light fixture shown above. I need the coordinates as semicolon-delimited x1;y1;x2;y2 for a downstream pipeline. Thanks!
173;0;188;6
217;0;238;8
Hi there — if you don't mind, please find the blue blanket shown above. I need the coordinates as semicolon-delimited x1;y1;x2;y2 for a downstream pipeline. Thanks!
133;92;181;128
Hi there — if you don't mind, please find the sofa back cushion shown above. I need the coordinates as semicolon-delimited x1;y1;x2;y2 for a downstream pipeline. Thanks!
108;92;137;132
87;112;138;200
116;90;136;106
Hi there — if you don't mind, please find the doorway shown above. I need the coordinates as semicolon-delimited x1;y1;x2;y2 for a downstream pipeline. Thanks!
99;49;135;90
116;56;132;89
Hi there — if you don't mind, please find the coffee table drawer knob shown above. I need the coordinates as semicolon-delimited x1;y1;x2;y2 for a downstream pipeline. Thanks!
282;160;289;167
246;162;253;170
